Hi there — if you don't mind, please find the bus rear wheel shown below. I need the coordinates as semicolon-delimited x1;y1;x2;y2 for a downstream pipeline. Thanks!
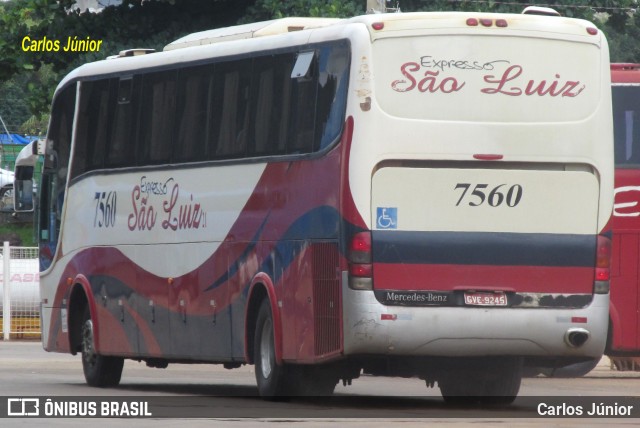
540;358;600;378
288;365;338;396
438;357;522;405
254;299;290;398
253;299;338;397
81;306;124;387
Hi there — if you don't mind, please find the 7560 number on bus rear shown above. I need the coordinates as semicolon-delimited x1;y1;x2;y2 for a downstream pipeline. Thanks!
454;183;523;207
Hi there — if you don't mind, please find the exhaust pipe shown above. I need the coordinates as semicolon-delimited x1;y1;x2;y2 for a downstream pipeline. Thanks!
565;328;590;348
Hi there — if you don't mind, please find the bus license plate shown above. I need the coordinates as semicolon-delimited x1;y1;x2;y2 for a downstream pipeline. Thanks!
464;292;507;306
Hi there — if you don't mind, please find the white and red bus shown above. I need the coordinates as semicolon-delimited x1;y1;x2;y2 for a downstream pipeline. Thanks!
609;63;640;366
21;10;613;402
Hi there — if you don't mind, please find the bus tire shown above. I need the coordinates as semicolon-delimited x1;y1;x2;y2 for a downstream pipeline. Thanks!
289;366;338;396
81;306;124;387
254;299;290;398
439;357;522;406
540;358;600;378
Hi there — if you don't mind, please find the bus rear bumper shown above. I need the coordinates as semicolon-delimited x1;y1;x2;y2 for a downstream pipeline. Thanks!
342;276;608;358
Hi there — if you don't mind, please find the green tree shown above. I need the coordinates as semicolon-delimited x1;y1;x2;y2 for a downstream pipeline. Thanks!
607;10;640;62
0;0;255;120
0;0;364;121
0;78;31;133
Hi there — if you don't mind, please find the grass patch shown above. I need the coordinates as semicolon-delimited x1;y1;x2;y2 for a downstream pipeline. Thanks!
0;219;37;247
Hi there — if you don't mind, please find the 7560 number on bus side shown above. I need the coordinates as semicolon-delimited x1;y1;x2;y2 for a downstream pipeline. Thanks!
94;191;117;228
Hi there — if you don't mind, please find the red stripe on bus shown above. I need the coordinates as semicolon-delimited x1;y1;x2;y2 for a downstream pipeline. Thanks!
373;263;594;294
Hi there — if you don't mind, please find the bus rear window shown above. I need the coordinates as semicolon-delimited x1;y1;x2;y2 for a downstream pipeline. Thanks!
373;36;599;123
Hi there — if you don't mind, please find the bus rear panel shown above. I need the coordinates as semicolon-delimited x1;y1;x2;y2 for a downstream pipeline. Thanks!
343;13;612;363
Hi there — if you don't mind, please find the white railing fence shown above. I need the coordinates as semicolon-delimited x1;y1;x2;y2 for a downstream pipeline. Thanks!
0;242;40;340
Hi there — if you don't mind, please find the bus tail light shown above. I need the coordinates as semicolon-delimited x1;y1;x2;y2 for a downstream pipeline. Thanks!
349;232;371;263
349;232;373;290
466;18;508;28
480;18;493;27
349;263;372;277
594;235;611;293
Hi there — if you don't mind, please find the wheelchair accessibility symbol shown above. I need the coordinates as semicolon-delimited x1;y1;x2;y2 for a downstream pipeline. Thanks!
376;207;397;229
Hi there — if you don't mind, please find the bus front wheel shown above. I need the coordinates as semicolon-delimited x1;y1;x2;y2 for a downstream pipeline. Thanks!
254;299;290;398
81;306;124;387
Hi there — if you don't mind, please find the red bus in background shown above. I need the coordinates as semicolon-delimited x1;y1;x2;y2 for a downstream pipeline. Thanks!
610;63;640;370
529;63;640;378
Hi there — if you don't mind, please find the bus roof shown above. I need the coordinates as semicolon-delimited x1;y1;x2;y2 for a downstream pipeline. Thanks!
165;12;603;51
346;11;601;40
55;11;604;91
164;17;342;51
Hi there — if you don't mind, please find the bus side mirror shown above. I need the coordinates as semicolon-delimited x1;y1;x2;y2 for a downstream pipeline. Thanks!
14;166;35;212
13;140;39;213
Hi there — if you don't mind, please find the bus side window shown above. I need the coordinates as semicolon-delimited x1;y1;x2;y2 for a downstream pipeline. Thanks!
139;71;177;165
39;84;75;271
285;42;350;155
317;42;350;150
625;109;639;164
288;51;318;154
613;86;640;167
249;53;294;157
73;79;113;177
107;77;140;168
214;60;252;159
174;64;213;162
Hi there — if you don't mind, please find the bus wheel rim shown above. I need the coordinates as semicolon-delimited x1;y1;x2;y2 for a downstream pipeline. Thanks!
260;318;273;379
82;319;97;367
